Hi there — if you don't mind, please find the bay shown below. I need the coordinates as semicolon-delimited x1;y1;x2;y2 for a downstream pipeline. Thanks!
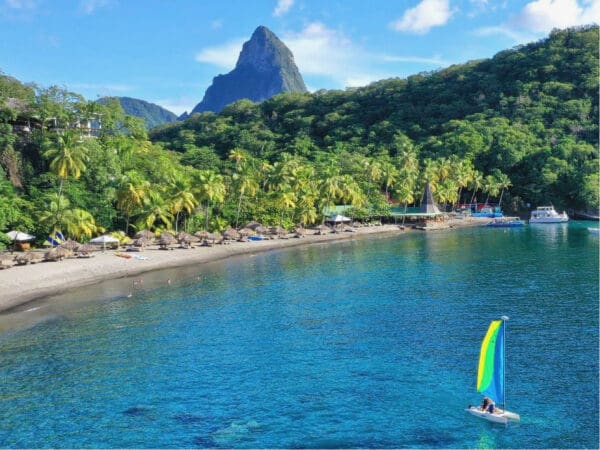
0;222;597;448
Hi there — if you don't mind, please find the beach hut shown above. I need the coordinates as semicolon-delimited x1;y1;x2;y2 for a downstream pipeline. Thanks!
325;214;352;224
420;182;441;214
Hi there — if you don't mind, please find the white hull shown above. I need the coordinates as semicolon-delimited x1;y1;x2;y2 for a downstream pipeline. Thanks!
466;406;520;424
529;207;568;223
529;216;568;223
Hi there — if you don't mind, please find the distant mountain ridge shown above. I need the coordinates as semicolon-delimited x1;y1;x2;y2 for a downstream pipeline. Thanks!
191;26;307;114
98;96;177;129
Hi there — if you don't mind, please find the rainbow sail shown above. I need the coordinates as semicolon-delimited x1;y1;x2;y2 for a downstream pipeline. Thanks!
476;319;505;404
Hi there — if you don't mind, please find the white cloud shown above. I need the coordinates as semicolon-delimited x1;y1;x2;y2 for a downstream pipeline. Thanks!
382;54;448;66
512;0;600;32
68;82;134;94
390;0;454;34
152;97;198;116
211;19;223;29
79;0;111;15
194;39;245;70
273;0;294;17
195;22;449;90
474;25;534;43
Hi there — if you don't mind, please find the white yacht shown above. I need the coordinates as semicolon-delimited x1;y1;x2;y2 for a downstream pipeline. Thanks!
529;206;569;223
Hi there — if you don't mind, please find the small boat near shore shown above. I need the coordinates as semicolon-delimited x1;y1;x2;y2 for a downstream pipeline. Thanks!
487;217;525;228
529;206;568;223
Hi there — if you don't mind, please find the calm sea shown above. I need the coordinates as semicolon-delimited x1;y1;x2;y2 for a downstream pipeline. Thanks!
0;222;597;448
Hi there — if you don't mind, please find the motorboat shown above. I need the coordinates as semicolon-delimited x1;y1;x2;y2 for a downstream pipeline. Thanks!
487;217;525;228
529;206;568;223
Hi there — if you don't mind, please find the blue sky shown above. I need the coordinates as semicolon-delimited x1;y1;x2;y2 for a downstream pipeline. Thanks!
0;0;598;115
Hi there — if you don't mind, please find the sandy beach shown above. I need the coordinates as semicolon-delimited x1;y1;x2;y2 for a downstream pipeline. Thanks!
0;218;488;313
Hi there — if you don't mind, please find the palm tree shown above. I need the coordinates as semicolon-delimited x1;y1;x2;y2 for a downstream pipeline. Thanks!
469;170;484;206
196;170;226;230
43;130;89;223
168;172;198;232
494;171;512;209
483;175;501;205
137;191;173;231
116;171;149;235
380;160;399;198
38;193;71;232
453;160;473;207
395;182;415;225
63;208;102;240
231;168;258;229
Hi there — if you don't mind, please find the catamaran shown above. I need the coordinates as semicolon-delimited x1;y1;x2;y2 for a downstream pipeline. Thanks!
466;316;521;424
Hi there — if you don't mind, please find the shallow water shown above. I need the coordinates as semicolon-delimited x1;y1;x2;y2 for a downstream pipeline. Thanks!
0;222;597;448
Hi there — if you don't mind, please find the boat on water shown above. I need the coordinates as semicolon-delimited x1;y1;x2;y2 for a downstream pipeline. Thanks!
472;205;504;218
487;217;525;228
466;316;521;425
588;227;600;235
529;206;568;223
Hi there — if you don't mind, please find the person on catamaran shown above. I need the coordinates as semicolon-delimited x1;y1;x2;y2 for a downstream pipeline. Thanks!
480;397;496;413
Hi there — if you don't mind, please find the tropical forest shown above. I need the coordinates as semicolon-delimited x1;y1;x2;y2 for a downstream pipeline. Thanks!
0;26;598;247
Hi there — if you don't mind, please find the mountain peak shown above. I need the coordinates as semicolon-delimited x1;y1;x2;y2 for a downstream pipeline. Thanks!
191;26;307;114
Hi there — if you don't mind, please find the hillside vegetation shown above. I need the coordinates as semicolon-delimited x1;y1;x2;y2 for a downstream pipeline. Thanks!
98;96;178;129
152;25;598;212
0;26;597;247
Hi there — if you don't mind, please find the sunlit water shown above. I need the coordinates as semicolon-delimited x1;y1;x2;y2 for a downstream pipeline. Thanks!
0;222;597;448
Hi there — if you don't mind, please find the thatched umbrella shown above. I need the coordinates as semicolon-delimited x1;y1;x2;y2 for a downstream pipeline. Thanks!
269;226;287;237
194;230;209;240
244;221;263;231
176;231;191;241
135;230;155;240
316;224;331;235
132;237;151;248
293;226;307;238
254;225;268;235
177;232;196;249
13;252;43;265
222;228;240;241
76;243;97;257
202;232;223;246
44;246;73;261
158;233;177;250
59;239;80;251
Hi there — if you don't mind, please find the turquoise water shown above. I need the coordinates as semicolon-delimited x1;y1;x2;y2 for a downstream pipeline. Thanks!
0;222;597;448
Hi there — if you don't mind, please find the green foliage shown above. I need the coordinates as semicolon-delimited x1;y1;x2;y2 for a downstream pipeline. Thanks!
0;26;598;241
97;96;177;129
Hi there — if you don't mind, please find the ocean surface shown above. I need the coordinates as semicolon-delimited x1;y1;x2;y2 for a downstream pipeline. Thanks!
0;222;597;448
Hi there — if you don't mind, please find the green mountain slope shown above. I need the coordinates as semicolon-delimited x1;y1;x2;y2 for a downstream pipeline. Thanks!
98;96;177;129
152;26;599;211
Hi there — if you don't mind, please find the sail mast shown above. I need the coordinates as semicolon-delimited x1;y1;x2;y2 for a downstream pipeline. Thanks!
501;315;509;412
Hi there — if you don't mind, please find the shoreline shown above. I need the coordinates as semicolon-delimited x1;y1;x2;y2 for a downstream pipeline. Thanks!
0;218;488;313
